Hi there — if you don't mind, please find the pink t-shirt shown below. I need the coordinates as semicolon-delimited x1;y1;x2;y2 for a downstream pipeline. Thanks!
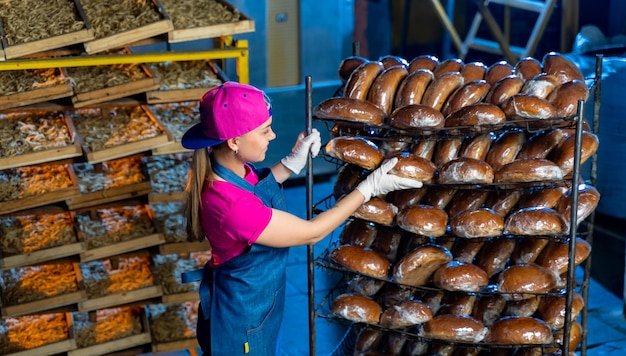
200;165;273;266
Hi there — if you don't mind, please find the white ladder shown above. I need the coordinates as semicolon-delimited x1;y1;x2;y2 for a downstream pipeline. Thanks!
460;0;558;63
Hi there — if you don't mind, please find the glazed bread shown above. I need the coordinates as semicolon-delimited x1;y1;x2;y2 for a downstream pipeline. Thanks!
485;316;553;344
437;157;495;184
314;97;386;126
331;293;382;324
392;243;453;287
325;136;384;170
396;205;449;237
328;244;391;279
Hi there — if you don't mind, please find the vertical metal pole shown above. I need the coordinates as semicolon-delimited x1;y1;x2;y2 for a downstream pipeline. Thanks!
563;99;585;354
580;53;603;356
304;75;316;356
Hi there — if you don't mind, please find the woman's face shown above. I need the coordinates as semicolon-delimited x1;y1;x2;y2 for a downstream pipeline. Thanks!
237;117;276;162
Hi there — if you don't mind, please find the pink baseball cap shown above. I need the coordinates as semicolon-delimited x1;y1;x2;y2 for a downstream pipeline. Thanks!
181;82;272;149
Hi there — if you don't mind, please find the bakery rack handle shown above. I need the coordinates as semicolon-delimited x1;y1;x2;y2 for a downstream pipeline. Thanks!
304;74;316;356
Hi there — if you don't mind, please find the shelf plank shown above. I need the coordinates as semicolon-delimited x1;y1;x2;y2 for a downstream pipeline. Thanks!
84;20;174;54
80;233;166;262
151;338;199;354
66;181;153;210
4;339;77;356
0;242;85;270
78;285;163;312
67;332;151;356
1;290;87;318
158;241;210;255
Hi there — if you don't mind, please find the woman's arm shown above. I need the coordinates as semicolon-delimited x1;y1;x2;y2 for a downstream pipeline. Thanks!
255;188;367;247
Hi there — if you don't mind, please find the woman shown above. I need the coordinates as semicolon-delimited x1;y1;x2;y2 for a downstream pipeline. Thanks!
182;82;422;355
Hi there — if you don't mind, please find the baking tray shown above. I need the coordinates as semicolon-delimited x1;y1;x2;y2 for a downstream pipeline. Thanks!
162;0;254;43
69;104;170;164
80;0;173;54
0;0;94;59
66;155;153;210
0;110;82;170
0;68;74;110
0;163;81;215
145;60;225;104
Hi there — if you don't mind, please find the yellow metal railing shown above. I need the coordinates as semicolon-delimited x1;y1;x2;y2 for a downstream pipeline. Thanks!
0;39;249;84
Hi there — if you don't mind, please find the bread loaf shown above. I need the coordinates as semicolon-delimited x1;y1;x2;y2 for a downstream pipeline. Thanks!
328;244;391;279
550;320;582;353
325;136;384;170
518;187;564;210
396;205;449;237
393;69;435;110
422;187;457;210
378;54;409;69
314;97;386;126
547;79;589;118
485;190;522;217
504;207;566;236
433;136;464;167
474;237;516;277
542;52;585;85
433;58;464;78
517;128;570;160
433;260;489;292
408;54;439;72
333;163;366;200
367;65;409;115
535;291;584;329
502;94;557;123
421;72;464;111
409;138;437;160
344;61;384;101
554;183;600;230
338;56;368;83
485;316;553;344
331;293;381;324
379;300;433;329
447;190;489;218
437;293;477;316
458;133;494;161
487;75;524;106
339;219;377;247
520;73;560;99
353;197;397;226
451;239;486;264
386;187;427;210
495;158;564;183
514;57;543;82
388;153;437;183
441;80;491;116
535;238;592;276
392;243;452;287
389;104;445;131
548;131;599;176
346;275;386;296
371;226;404;262
471;288;506;326
461;61;488;83
485;130;526;171
377;282;415;309
354;327;384;353
485;61;514;86
450;208;504;238
497;263;557;300
421;314;487;343
437;157;495;184
510;237;549;264
503;295;541;317
444;103;506;133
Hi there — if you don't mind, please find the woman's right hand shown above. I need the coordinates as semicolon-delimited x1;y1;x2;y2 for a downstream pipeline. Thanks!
355;157;423;202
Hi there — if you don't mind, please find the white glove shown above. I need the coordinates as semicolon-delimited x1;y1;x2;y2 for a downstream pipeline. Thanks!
281;128;322;174
356;157;424;202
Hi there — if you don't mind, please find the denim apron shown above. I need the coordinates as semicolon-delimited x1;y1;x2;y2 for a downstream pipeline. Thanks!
184;158;289;355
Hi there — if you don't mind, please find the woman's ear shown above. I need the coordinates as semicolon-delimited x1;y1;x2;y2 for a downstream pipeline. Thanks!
226;138;239;153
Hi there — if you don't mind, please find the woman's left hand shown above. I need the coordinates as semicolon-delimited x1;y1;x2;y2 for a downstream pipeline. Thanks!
280;128;321;174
